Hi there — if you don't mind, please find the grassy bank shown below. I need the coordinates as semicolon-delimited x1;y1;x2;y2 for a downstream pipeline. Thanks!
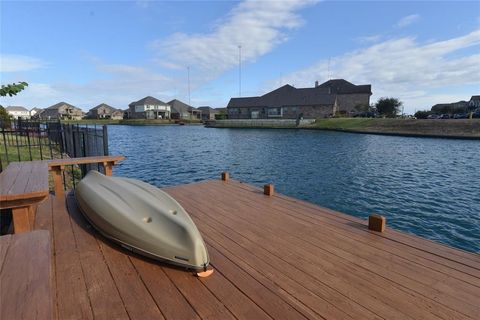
310;118;480;139
61;119;203;125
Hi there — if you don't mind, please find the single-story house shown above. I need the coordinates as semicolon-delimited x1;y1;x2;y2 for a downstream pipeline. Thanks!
5;106;30;119
40;102;83;120
87;103;123;119
169;99;201;120
197;106;218;120
227;79;372;119
128;96;171;119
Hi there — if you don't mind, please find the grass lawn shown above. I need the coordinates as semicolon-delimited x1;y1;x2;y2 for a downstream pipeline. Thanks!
311;118;480;138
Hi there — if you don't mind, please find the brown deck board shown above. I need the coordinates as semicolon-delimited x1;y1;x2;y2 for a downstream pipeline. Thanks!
51;194;94;320
213;181;480;281
0;230;53;320
180;181;480;311
28;178;479;320
66;194;130;320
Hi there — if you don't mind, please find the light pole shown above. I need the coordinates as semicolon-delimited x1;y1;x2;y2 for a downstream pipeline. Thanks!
238;45;242;97
187;66;191;106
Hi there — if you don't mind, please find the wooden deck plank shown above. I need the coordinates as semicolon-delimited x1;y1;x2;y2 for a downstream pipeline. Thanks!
169;189;375;320
25;176;478;320
65;193;130;320
197;257;274;320
212;181;480;282
0;162;22;199
161;266;238;320
66;194;165;320
167;182;476;320
0;235;12;273
169;186;417;320
230;180;480;268
0;231;53;320
52;194;94;320
129;257;202;320
193;182;480;310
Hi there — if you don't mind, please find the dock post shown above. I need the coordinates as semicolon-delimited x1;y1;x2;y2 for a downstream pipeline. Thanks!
221;172;229;181
368;214;386;232
51;165;65;196
264;184;274;196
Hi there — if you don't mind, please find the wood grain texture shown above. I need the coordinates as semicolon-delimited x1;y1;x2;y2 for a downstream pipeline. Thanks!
47;155;125;167
0;231;53;320
25;178;480;320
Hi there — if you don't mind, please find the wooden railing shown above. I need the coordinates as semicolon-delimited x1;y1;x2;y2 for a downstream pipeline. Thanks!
0;156;125;233
47;155;125;196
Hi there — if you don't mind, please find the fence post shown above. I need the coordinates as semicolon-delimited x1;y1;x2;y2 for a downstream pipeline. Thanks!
102;125;109;156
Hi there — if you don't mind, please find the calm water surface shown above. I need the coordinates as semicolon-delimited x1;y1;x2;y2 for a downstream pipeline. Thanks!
108;125;480;253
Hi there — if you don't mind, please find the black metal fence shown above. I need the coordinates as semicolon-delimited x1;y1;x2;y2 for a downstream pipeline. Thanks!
0;119;108;175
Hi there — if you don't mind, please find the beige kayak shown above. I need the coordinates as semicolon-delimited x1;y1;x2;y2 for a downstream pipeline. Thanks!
75;170;210;271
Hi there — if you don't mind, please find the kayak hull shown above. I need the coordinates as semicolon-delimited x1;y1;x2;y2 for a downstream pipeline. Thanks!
75;170;209;270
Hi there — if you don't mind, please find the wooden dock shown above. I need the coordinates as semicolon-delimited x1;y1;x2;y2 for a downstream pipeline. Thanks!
28;179;480;319
1;157;479;319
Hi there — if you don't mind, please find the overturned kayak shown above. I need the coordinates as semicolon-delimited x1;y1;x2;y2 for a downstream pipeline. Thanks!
75;170;210;271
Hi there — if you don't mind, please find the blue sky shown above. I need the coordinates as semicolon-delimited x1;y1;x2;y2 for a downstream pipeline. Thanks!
1;0;479;114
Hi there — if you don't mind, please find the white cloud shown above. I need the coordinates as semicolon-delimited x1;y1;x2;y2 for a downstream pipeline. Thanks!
356;34;382;44
152;0;317;78
268;29;480;113
396;14;420;28
0;54;47;72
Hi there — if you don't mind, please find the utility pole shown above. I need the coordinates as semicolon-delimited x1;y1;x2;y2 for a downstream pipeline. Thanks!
187;66;191;105
327;57;331;80
238;45;242;97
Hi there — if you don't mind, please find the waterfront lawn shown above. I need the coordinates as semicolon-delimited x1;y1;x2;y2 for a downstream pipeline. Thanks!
312;118;480;138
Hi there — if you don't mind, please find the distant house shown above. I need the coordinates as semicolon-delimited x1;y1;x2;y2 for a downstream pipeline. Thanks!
431;101;469;114
40;102;83;120
169;99;201;120
128;96;171;119
227;79;371;119
469;95;480;110
30;107;43;118
87;103;123;119
5;106;30;119
197;106;219;120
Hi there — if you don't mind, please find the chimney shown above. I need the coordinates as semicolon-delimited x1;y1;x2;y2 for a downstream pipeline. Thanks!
315;80;319;88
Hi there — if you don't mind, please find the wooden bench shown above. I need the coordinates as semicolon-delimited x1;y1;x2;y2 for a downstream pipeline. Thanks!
0;161;49;233
0;230;53;319
48;155;125;195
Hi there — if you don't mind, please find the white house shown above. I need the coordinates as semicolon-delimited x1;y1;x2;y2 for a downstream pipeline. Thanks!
30;107;43;118
5;106;30;119
128;96;171;119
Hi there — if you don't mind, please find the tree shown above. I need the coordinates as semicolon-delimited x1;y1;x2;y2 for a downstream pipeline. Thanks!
414;110;431;119
0;106;11;127
0;82;28;128
375;97;402;118
0;82;28;98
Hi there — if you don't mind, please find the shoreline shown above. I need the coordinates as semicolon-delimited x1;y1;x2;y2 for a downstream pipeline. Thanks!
207;118;480;140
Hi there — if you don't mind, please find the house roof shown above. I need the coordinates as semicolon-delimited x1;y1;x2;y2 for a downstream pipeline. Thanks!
197;106;216;112
91;103;116;111
46;102;79;110
227;84;337;108
134;96;167;106
5;106;29;112
317;79;372;94
30;107;43;112
168;99;195;114
470;95;480;101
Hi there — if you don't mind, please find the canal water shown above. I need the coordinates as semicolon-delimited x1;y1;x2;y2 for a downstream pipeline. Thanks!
108;125;480;253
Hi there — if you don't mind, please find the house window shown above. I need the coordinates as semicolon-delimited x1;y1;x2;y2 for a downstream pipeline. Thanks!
267;107;282;117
